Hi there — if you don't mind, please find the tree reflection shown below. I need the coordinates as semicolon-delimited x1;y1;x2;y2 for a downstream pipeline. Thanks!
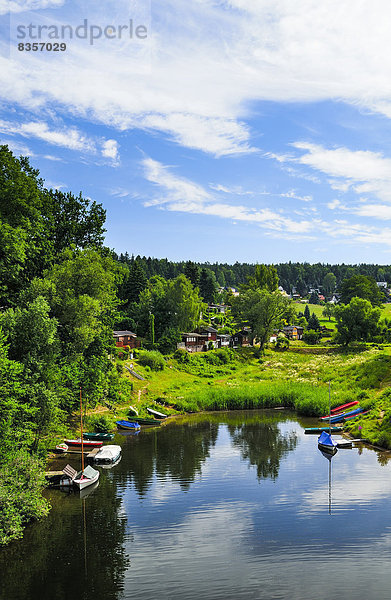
0;474;129;600
228;420;298;480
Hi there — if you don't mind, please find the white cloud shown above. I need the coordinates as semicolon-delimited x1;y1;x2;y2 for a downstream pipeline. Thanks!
0;0;64;15
0;118;119;162
4;0;391;155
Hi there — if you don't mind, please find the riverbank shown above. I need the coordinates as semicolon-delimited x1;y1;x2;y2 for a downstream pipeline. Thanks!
81;344;391;451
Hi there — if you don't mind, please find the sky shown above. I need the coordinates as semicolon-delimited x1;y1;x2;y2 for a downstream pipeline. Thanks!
2;1;391;264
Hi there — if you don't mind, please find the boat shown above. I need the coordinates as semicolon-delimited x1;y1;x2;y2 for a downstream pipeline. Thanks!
305;426;343;434
329;407;364;423
73;464;100;490
318;430;338;454
330;400;359;414
146;408;167;419
116;420;141;431
83;432;114;441
93;444;122;464
128;405;139;416
64;438;103;448
317;382;338;455
73;387;100;490
55;443;68;453
131;416;162;425
343;410;370;422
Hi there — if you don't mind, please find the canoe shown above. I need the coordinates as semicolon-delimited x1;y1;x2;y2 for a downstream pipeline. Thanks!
83;432;114;441
94;445;121;464
131;416;162;425
330;401;359;414
343;410;370;421
146;408;167;419
318;430;338;454
329;407;364;423
128;405;139;416
305;426;343;434
116;420;141;431
64;438;103;447
73;465;100;490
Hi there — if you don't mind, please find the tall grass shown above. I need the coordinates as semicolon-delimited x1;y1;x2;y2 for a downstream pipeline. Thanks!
175;381;329;416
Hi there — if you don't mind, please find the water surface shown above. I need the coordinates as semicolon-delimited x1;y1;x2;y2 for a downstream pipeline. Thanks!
1;410;391;600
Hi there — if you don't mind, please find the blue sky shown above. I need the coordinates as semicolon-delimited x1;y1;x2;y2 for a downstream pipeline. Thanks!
2;0;391;264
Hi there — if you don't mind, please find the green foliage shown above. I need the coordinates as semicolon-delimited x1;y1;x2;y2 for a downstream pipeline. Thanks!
0;450;50;545
232;289;294;351
243;264;279;292
339;275;384;307
85;413;114;433
157;327;181;354
274;336;290;350
323;272;337;295
304;305;310;321
302;330;321;345
335;297;381;346
137;350;166;371
199;268;217;303
322;304;335;321
307;312;320;330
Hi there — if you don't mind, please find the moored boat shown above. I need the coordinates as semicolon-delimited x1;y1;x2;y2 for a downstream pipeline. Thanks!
55;443;68;453
116;420;141;431
329;407;364;423
318;430;338;454
83;432;114;441
146;408;167;419
73;464;100;490
93;444;121;464
131;416;162;425
330;400;359;414
128;405;139;416
305;426;343;434
64;438;103;448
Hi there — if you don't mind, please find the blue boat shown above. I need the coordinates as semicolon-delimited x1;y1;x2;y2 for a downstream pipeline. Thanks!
329;407;363;423
318;430;338;454
116;420;141;431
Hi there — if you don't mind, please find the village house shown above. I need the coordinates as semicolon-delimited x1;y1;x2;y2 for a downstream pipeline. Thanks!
281;325;304;340
113;330;141;349
206;303;229;314
230;328;251;348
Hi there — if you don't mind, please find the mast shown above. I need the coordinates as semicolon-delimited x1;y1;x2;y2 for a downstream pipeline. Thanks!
80;387;84;472
328;381;331;435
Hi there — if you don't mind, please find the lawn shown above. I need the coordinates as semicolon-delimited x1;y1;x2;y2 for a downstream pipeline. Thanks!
294;302;337;329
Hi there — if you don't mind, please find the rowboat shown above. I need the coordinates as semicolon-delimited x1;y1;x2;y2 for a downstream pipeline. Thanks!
64;438;103;448
116;420;141;431
55;443;68;453
305;426;343;434
93;445;121;464
146;408;167;419
318;430;338;455
73;464;100;490
128;405;139;416
83;432;114;441
131;416;162;425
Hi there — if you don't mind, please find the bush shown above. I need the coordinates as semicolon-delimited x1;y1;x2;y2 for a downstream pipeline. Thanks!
302;330;321;345
137;350;165;371
274;336;289;351
86;414;113;433
173;348;190;363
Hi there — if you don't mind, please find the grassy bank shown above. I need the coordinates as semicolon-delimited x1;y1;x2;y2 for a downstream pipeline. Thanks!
93;344;391;449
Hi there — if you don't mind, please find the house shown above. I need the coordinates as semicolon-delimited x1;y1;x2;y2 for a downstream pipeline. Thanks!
113;330;141;349
207;304;229;314
282;325;304;340
318;294;325;302
178;332;204;353
377;281;388;289
230;329;251;347
217;333;231;348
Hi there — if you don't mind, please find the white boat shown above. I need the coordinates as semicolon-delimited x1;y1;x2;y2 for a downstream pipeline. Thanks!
73;465;100;490
93;444;122;464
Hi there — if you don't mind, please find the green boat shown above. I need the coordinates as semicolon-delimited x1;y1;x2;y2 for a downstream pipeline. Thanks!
304;426;343;434
83;432;114;441
131;416;162;426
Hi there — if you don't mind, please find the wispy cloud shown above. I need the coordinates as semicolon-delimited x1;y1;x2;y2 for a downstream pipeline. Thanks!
0;119;119;162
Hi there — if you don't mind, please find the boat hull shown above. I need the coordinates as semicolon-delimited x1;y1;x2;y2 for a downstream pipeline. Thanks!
73;468;100;490
83;432;114;441
116;420;141;431
131;417;162;425
64;439;103;447
305;426;343;434
318;442;338;455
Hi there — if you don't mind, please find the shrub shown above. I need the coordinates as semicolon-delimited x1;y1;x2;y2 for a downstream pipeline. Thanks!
302;330;321;345
173;348;190;363
86;414;113;433
275;336;289;351
137;350;165;371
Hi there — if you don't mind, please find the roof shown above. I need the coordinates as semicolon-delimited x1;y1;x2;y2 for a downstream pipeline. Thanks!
113;330;136;337
198;326;218;333
182;332;202;337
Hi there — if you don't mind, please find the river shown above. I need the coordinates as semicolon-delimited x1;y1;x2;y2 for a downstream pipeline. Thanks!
1;410;391;600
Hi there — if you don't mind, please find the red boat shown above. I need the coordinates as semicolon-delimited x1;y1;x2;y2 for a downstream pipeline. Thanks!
64;438;103;448
320;401;359;420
